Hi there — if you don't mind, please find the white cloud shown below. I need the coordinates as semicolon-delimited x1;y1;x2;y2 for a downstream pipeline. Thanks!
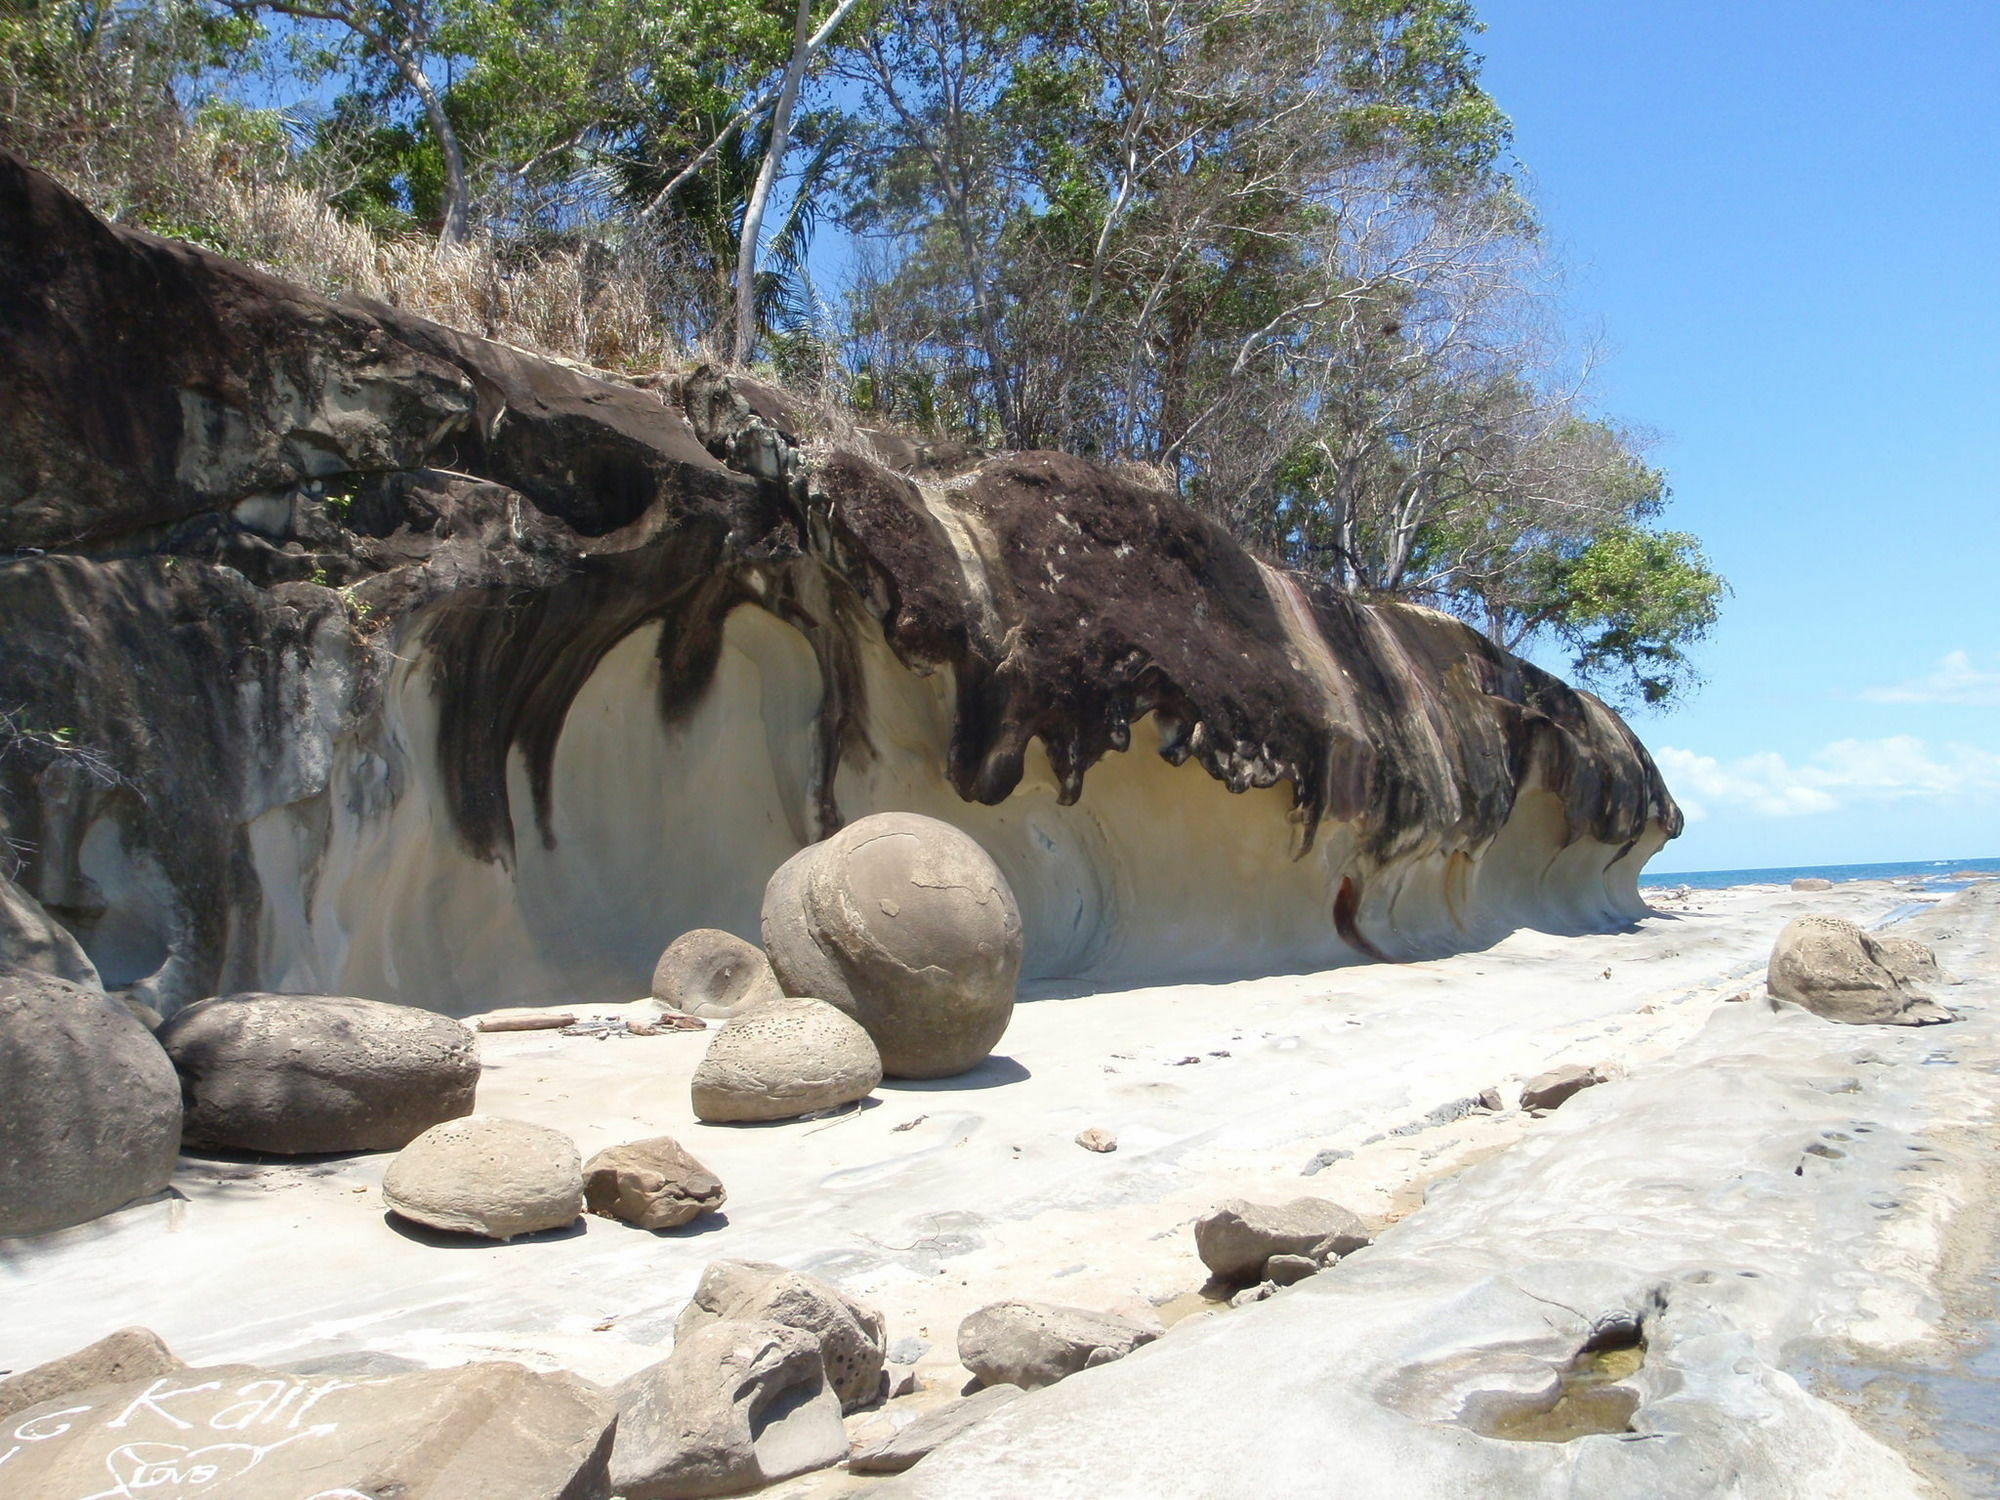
1654;736;2000;823
1862;650;2000;706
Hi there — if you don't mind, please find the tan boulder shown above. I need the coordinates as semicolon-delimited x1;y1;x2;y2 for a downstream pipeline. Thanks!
611;1320;846;1499
651;929;785;1019
0;1359;615;1498
0;1327;182;1425
384;1115;584;1240
1790;877;1834;891
674;1259;887;1412
761;812;1022;1078
1767;915;1955;1025
583;1136;725;1230
1193;1197;1371;1284
957;1301;1159;1390
689;998;881;1123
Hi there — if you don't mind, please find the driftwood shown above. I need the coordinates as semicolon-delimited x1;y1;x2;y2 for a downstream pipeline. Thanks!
474;1011;578;1033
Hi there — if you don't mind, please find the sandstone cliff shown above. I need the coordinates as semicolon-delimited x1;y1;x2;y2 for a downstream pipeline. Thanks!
0;152;1680;1014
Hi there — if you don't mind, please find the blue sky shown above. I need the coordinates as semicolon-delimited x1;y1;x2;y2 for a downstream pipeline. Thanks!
1472;0;2000;872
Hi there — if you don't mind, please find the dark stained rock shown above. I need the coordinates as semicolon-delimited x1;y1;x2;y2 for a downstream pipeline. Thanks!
0;969;182;1237
1519;1064;1607;1112
0;1359;616;1498
583;1136;726;1229
0;151;1683;1011
159;992;479;1154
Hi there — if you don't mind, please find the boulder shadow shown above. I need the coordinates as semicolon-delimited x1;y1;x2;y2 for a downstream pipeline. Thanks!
645;1211;732;1239
381;1212;589;1248
700;1097;885;1129
879;1056;1030;1092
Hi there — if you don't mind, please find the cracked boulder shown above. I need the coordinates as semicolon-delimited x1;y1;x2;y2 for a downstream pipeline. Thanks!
160;992;479;1154
957;1302;1159;1391
762;812;1021;1079
0;968;181;1237
1767;915;1955;1025
611;1320;847;1499
583;1136;726;1230
674;1259;887;1411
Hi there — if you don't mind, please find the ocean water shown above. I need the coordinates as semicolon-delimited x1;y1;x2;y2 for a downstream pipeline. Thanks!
1640;856;2000;891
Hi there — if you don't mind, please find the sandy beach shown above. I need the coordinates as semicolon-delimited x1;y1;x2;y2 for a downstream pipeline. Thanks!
7;874;1993;1495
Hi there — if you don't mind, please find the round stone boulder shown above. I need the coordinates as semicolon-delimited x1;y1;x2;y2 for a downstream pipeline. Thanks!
760;812;1022;1079
651;929;785;1020
0;969;182;1237
383;1116;583;1240
690;999;882;1123
159;992;479;1154
1767;915;1955;1025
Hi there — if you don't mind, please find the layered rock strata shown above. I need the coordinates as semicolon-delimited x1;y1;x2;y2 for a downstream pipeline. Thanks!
0;152;1680;1016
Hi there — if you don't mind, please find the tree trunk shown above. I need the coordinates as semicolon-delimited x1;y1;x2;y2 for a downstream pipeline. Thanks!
734;0;815;365
395;54;470;249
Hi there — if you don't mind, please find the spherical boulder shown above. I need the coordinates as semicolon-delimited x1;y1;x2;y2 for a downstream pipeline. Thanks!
1767;915;1955;1025
690;999;881;1123
0;969;182;1237
760;812;1022;1078
159;992;479;1154
383;1116;583;1240
583;1136;725;1229
650;929;785;1019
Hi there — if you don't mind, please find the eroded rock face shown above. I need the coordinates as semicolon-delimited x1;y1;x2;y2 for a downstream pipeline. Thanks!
612;1320;847;1500
1767;916;1954;1026
160;991;479;1153
0;969;182;1237
0;1327;183;1425
0;152;1683;1012
674;1259;888;1412
651;929;785;1019
1193;1198;1371;1285
956;1302;1160;1390
583;1136;726;1229
383;1116;584;1240
763;812;1021;1078
689;998;882;1122
0;1360;616;1498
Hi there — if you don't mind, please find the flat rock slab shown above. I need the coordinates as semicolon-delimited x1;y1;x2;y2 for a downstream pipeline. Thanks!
849;1383;1024;1474
0;1360;615;1498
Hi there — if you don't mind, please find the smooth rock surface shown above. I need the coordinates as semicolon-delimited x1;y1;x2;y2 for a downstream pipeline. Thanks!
160;991;479;1154
583;1136;725;1230
1193;1197;1370;1284
1768;914;1955;1025
0;1360;615;1498
383;1115;583;1240
762;813;1023;1079
0;871;98;984
0;1327;182;1425
849;1383;1025;1474
689;998;882;1123
612;1319;846;1499
674;1259;887;1412
957;1301;1159;1390
652;929;786;1019
0;968;181;1237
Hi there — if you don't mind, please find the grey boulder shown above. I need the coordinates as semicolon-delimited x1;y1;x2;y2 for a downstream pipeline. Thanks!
0;1327;182;1425
690;998;882;1123
0;871;98;984
384;1115;583;1240
849;1383;1025;1474
1193;1197;1371;1284
761;812;1022;1079
0;1359;615;1498
583;1136;725;1229
956;1301;1159;1390
675;1259;887;1411
159;991;479;1154
0;968;181;1237
652;929;786;1019
1767;915;1955;1025
612;1319;846;1499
